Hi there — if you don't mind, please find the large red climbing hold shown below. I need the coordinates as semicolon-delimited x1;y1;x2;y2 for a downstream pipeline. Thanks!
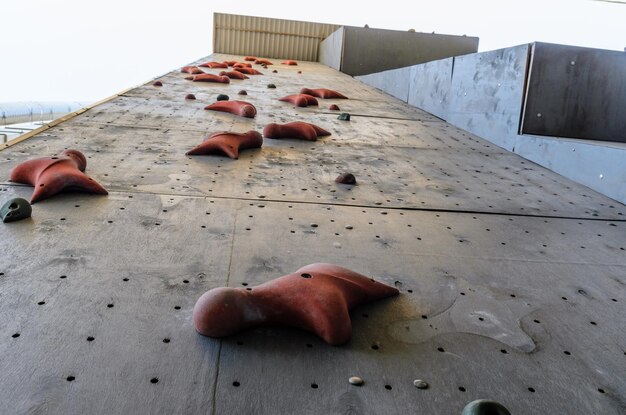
181;66;203;74
198;61;229;69
254;58;273;65
281;60;298;66
219;71;249;80
10;150;108;204
300;88;349;99
223;60;238;67
263;121;330;141
233;67;264;76
193;263;399;345
278;94;319;107
244;56;257;61
186;131;263;159
233;63;252;68
204;100;257;118
185;74;230;84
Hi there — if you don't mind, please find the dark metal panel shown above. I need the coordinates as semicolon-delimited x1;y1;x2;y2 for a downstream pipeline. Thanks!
341;27;478;77
521;42;626;143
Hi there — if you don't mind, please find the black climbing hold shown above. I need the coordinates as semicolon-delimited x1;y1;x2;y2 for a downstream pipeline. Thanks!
217;94;229;101
267;84;276;89
338;113;351;121
335;173;357;185
461;400;511;415
1;198;32;223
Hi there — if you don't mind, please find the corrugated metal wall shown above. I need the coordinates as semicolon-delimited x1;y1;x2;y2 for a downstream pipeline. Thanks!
213;13;340;62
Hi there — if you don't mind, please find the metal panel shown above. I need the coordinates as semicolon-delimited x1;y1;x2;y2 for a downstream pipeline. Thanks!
341;27;478;77
319;27;344;71
355;66;412;103
213;13;340;62
446;44;530;151
521;42;626;143
407;57;454;120
514;135;626;204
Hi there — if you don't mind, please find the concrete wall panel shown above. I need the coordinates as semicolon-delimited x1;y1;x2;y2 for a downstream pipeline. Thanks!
407;57;454;120
319;27;344;71
446;44;529;151
355;67;411;102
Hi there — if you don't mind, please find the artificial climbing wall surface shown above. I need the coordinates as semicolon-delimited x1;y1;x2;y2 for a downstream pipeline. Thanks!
0;54;625;415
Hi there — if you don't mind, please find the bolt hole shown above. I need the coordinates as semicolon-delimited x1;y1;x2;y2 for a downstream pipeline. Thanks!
66;376;75;382
598;388;605;394
563;350;571;355
12;333;20;338
311;383;318;389
500;349;507;354
150;378;159;384
385;385;392;390
371;344;379;350
37;301;45;306
458;386;466;392
174;306;181;310
233;381;240;387
87;336;95;342
590;321;597;326
107;304;114;308
528;387;535;393
123;278;129;282
60;275;67;279
437;347;445;352
163;338;170;343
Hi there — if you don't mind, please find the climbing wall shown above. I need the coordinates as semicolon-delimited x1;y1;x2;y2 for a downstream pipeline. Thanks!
0;54;624;415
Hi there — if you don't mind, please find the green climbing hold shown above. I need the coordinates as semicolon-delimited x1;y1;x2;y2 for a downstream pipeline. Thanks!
338;113;351;121
1;198;32;223
217;94;229;101
461;400;511;415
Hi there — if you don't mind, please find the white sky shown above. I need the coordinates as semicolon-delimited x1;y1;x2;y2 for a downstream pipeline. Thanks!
1;0;624;103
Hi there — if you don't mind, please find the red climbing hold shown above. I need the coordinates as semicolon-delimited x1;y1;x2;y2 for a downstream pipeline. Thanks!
219;71;249;80
185;94;196;100
181;66;203;74
281;60;298;66
152;81;163;87
186;131;263;159
329;104;340;111
278;94;319;107
300;88;348;99
198;61;228;69
185;74;230;84
204;100;257;118
233;67;264;76
263;121;330;141
223;60;238;67
244;56;257;61
254;59;273;65
233;63;252;68
193;263;399;345
10;150;108;204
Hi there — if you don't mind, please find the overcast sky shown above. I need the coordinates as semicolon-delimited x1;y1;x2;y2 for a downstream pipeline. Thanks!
1;0;624;103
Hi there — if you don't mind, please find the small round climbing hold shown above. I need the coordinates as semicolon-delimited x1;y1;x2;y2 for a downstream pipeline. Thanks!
217;94;229;101
349;376;364;386
329;104;340;111
413;379;429;389
153;81;163;87
461;400;511;415
267;84;276;89
238;90;248;95
1;198;32;223
335;173;356;185
272;70;278;73
337;113;351;121
185;94;196;100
